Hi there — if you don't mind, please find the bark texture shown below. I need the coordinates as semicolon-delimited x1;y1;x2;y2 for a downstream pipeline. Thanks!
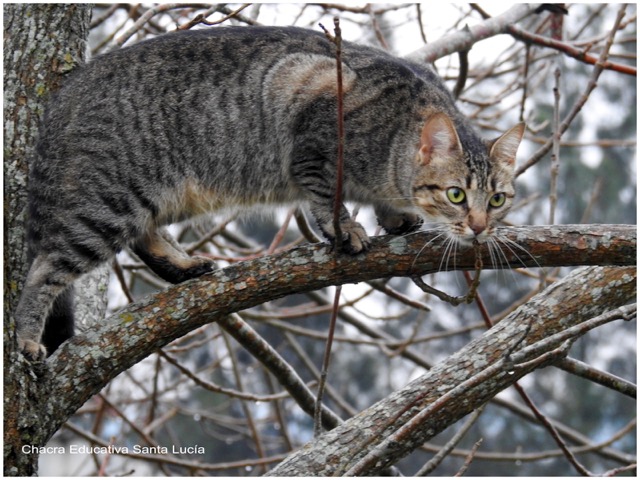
406;4;540;63
3;4;92;476
34;224;637;459
267;265;636;476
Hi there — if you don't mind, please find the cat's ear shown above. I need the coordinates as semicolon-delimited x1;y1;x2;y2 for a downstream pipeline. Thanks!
419;113;463;165
489;123;525;167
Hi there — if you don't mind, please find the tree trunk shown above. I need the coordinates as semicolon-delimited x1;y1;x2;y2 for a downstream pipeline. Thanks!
3;4;92;476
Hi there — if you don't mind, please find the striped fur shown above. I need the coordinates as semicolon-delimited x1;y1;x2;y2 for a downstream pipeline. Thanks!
15;26;523;360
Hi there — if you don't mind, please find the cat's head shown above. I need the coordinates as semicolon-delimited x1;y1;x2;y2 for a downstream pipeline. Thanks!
412;113;525;245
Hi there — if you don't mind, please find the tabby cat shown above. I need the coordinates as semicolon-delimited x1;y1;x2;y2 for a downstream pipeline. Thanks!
15;26;524;360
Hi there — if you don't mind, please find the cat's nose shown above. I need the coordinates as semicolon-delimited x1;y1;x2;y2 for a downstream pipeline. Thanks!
470;224;486;236
468;214;487;236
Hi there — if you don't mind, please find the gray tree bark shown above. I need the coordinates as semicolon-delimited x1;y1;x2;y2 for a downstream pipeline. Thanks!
266;265;635;475
3;4;93;476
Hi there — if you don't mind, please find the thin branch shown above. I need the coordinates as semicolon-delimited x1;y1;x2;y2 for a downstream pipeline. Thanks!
549;65;561;224
454;438;483;476
415;405;486;475
517;5;629;176
555;357;636;398
420;418;636;463
513;382;593;476
177;3;253;30
221;329;268;474
411;242;483;306
508;21;636;77
159;350;291;402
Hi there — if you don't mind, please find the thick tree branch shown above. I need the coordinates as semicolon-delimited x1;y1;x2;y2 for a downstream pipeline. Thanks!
36;224;635;443
267;266;636;476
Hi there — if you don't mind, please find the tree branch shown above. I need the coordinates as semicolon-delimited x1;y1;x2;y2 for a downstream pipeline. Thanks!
405;4;540;63
37;224;635;443
267;267;635;475
507;19;636;77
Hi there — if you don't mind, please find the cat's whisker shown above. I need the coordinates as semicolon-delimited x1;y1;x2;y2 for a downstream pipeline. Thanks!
487;237;510;270
494;234;542;270
487;236;519;288
438;235;457;275
484;238;501;289
409;228;449;271
486;237;500;270
491;236;523;269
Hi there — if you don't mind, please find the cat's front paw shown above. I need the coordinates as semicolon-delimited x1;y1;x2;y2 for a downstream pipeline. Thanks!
336;219;371;254
18;337;47;362
378;212;423;235
179;256;217;282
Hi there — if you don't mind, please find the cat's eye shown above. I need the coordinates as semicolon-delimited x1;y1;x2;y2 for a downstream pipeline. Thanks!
489;193;506;208
446;187;466;204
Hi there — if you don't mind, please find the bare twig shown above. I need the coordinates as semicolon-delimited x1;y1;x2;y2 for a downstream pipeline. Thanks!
159;350;291;402
314;285;342;437
514;382;593;476
314;15;345;438
517;5;629;176
177;3;253;30
415;406;486;475
411;242;484;306
221;330;268;474
454;438;483;476
453;46;470;99
508;22;636;77
549;65;561;225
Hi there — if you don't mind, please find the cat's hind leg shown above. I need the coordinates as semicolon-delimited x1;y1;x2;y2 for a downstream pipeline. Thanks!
131;227;216;284
15;254;82;360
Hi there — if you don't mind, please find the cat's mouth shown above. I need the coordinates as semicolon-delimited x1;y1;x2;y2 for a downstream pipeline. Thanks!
418;222;491;246
447;223;492;246
452;233;488;247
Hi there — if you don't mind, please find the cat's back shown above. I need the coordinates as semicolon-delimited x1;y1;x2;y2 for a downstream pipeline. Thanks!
38;26;435;166
38;27;340;163
49;25;436;114
51;27;337;102
36;26;456;192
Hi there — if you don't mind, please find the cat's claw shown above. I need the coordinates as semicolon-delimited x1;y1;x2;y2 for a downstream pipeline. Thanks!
176;256;217;282
379;213;424;235
338;220;371;254
18;338;47;362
